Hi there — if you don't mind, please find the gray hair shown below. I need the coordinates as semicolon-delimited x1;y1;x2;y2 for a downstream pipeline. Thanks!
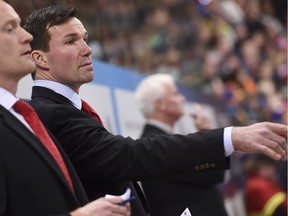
135;74;175;116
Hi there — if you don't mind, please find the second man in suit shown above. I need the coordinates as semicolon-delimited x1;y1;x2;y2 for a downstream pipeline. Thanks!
135;73;228;216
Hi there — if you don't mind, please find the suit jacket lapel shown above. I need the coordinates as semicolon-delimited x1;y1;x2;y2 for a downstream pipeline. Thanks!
0;105;75;196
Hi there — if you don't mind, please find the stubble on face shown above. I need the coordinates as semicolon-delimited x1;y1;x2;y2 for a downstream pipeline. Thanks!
43;18;94;92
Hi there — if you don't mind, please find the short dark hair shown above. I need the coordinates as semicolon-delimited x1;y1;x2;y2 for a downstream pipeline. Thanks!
24;5;78;52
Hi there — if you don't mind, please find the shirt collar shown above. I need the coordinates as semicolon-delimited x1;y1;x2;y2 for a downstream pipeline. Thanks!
146;119;174;134
34;80;82;109
0;87;18;110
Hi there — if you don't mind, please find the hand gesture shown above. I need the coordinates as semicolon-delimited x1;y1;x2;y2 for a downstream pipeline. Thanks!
190;103;212;130
232;122;287;160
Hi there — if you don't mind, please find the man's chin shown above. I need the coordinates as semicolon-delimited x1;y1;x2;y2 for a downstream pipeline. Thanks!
23;64;36;76
84;74;94;83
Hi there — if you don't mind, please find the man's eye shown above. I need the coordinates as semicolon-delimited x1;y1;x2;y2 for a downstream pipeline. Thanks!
5;26;15;33
66;40;75;44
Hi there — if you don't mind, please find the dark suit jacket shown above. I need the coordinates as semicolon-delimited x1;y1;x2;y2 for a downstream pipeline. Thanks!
141;124;228;216
30;86;230;216
0;105;88;216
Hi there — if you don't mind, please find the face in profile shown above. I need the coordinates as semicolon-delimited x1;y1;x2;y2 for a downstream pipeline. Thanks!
0;1;35;81
159;83;186;120
34;17;93;92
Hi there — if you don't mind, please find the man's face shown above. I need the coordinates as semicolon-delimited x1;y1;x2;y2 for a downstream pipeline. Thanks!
0;1;35;83
160;83;186;121
42;17;93;92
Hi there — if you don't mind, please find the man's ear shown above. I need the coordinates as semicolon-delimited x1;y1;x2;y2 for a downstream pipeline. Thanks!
31;50;49;69
155;98;166;112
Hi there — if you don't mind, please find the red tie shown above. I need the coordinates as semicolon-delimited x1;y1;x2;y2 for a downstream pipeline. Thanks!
13;100;74;193
81;99;103;125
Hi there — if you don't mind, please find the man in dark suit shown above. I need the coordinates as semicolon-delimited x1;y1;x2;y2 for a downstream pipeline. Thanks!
0;1;131;215
135;73;228;216
24;4;287;216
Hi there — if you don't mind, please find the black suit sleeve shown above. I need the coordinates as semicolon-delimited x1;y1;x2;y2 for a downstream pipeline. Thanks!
37;105;229;181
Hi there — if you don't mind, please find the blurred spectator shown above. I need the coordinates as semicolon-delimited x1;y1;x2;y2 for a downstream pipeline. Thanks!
243;154;287;216
135;74;228;216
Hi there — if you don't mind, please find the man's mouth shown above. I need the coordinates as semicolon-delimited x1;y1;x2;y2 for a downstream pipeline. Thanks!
22;50;31;56
80;61;93;68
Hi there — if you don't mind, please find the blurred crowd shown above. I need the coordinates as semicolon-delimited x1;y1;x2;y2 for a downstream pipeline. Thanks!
9;0;287;126
84;0;287;127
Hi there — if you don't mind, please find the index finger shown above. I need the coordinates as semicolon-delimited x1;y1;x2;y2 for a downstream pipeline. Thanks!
266;122;288;137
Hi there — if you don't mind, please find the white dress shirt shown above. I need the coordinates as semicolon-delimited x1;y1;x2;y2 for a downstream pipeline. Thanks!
34;80;82;109
0;87;33;132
